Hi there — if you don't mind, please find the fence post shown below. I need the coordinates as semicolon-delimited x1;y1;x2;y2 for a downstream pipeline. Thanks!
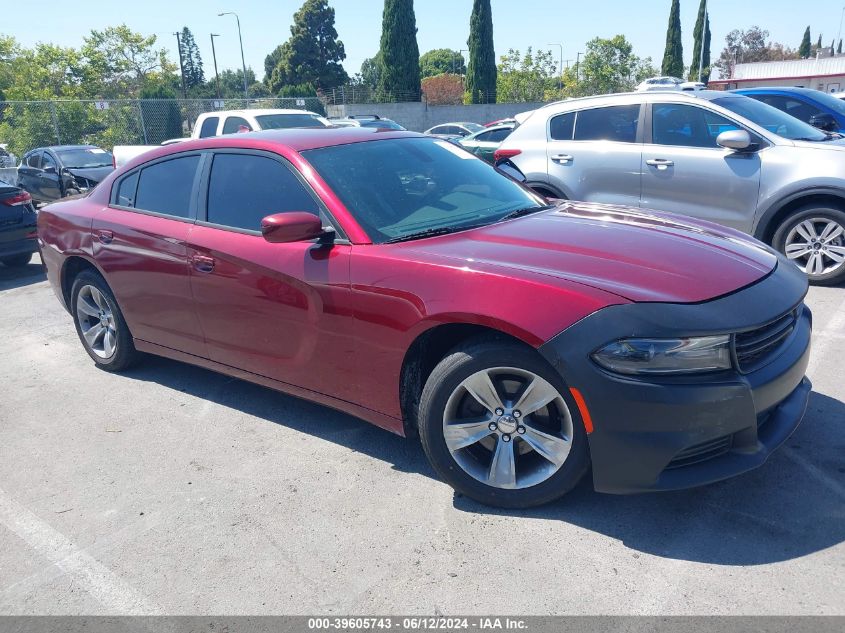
49;101;61;145
137;100;148;144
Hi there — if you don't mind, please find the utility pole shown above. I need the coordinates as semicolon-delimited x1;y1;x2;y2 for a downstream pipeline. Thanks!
575;51;583;83
210;33;222;99
548;43;563;91
218;12;248;100
839;6;845;53
698;0;708;82
174;32;188;99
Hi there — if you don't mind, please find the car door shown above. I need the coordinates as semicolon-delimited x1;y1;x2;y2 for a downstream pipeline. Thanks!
186;150;356;401
38;152;63;201
17;152;43;201
641;102;762;231
93;152;207;357
546;104;644;206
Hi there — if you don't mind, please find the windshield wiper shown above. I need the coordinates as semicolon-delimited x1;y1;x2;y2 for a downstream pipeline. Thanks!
384;226;467;244
497;204;553;223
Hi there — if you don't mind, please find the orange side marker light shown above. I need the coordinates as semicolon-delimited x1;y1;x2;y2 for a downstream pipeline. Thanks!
569;387;594;434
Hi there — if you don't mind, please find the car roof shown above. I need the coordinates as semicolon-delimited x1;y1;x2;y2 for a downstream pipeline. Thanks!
732;87;820;97
31;144;100;153
204;109;321;117
537;90;733;111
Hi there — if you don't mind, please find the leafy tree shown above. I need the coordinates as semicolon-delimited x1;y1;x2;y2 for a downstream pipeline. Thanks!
564;35;656;98
662;0;684;77
266;0;348;94
496;48;557;103
689;0;712;82
420;49;466;78
799;26;811;58
715;27;799;77
139;83;182;143
359;55;382;89
179;27;204;91
466;0;496;103
378;0;421;97
421;74;465;105
81;25;175;98
218;68;258;98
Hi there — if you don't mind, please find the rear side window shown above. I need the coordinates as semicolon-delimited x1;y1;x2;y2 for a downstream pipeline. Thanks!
25;152;41;168
222;116;252;134
206;153;319;231
198;116;219;138
134;155;200;218
549;112;575;140
574;105;640;143
486;128;512;142
116;172;139;207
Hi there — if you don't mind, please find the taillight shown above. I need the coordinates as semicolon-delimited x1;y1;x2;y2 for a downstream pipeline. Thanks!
1;191;32;207
493;148;521;163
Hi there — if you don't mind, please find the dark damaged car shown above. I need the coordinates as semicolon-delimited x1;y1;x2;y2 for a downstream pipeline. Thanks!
18;145;114;204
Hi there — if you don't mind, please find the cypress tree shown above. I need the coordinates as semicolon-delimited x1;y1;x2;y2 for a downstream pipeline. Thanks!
180;27;204;90
466;0;496;104
838;40;843;54
377;0;421;98
799;27;811;58
689;0;711;82
816;34;823;49
661;0;684;78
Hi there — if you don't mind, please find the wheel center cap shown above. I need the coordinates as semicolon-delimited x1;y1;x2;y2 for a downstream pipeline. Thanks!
813;242;822;251
99;314;109;327
497;414;518;434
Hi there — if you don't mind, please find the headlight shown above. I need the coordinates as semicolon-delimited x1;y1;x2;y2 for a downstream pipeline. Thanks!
592;335;732;375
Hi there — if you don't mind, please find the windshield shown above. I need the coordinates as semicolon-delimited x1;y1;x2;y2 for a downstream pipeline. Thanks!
461;123;485;133
303;137;543;243
255;113;330;129
56;148;113;168
796;90;845;117
361;119;405;130
712;96;827;141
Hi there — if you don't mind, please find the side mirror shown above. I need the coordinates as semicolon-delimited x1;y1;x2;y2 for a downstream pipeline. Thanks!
716;129;752;151
261;212;326;243
809;112;838;132
43;164;57;174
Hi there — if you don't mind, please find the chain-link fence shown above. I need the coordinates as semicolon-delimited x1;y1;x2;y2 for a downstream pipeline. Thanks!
0;97;325;157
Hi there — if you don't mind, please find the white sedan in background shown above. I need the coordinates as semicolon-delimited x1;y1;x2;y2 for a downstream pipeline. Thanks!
637;76;706;92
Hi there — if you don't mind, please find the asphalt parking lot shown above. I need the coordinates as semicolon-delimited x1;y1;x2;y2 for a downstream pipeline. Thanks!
0;256;843;616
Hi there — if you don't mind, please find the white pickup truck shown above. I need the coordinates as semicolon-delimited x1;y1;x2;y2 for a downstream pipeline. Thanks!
113;108;331;167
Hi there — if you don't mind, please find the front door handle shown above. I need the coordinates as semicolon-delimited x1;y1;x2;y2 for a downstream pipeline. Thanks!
551;154;574;164
96;230;113;244
191;254;215;273
646;158;675;170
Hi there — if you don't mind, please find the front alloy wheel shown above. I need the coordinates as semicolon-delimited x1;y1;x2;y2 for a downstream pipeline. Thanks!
774;206;845;285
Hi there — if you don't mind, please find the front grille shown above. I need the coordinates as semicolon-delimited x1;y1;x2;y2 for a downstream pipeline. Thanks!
665;434;733;470
734;308;798;373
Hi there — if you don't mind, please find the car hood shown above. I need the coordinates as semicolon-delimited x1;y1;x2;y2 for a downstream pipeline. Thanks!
402;202;777;303
65;166;114;183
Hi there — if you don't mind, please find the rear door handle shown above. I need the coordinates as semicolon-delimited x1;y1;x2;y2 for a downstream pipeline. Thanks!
191;254;215;273
96;230;113;244
646;158;675;170
551;154;574;164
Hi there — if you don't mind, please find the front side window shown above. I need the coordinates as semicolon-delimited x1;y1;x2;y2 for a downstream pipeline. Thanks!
41;153;57;171
134;155;200;218
574;105;640;143
222;117;252;134
198;116;219;138
206;153;319;231
652;103;740;148
303;137;543;244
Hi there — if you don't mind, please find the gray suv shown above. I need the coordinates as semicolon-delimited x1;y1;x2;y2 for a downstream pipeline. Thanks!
497;91;845;284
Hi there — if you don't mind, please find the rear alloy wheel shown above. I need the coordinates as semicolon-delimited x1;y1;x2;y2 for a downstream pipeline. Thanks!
418;340;589;508
774;207;845;285
71;270;140;371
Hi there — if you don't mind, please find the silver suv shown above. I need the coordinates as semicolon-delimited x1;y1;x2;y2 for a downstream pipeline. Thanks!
497;91;845;284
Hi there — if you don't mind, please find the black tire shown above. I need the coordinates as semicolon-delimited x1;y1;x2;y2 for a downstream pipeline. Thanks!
772;205;845;286
70;270;140;372
0;253;33;267
418;338;590;508
64;188;81;198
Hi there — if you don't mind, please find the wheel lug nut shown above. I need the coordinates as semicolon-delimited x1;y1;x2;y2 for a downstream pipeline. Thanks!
502;434;511;442
495;408;504;416
513;410;522;418
488;422;498;431
517;426;526;435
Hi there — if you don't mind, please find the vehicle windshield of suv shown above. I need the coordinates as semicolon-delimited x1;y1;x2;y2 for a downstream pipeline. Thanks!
55;148;113;168
303;137;543;243
712;96;828;141
254;113;330;129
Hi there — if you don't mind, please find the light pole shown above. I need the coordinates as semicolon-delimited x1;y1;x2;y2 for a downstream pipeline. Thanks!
548;43;563;91
838;6;845;53
218;12;248;100
210;34;222;99
698;0;708;82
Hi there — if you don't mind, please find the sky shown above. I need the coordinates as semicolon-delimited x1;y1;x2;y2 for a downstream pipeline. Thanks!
3;0;844;82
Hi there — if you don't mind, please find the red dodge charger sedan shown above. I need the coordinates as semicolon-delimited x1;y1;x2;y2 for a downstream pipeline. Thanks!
38;128;812;508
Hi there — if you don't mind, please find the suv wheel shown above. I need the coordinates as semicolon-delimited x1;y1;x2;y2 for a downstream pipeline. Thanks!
773;206;845;286
418;339;589;508
70;270;140;371
0;253;33;267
